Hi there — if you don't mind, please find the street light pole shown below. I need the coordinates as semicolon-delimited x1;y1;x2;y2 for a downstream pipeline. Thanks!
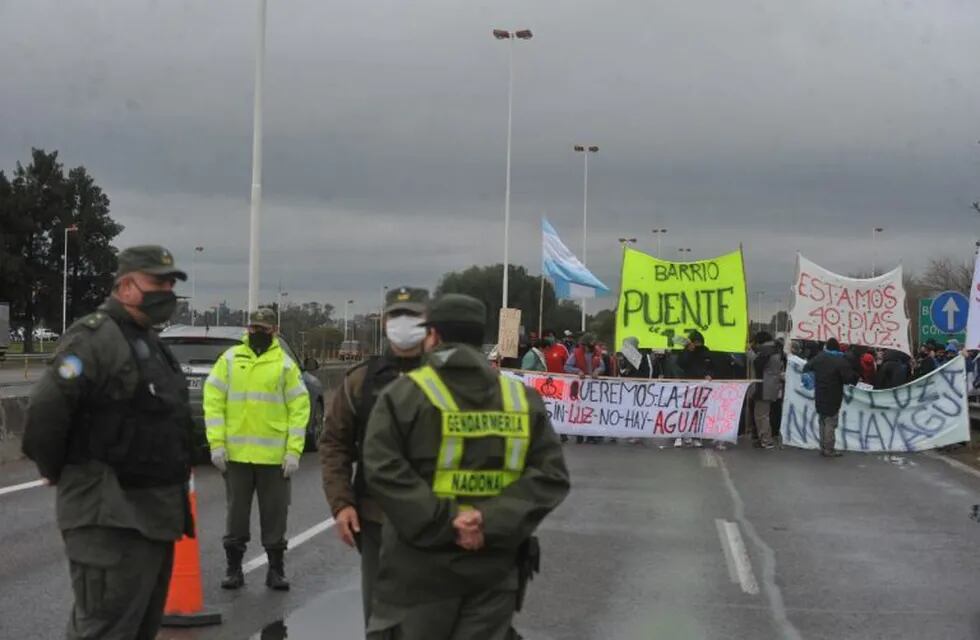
379;285;388;354
191;246;204;326
344;299;354;341
756;291;765;332
62;224;78;333
277;289;288;330
574;144;599;331
652;228;667;256
247;0;267;313
493;28;533;311
871;227;884;276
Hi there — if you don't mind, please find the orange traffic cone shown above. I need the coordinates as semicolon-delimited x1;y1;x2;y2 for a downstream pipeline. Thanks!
161;471;222;627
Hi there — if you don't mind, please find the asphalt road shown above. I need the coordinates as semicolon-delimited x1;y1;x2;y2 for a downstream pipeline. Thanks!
1;442;979;640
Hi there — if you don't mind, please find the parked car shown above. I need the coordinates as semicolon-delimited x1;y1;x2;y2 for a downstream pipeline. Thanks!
33;328;59;341
160;325;325;461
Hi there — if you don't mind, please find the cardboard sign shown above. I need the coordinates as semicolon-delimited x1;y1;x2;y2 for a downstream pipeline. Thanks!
497;308;522;359
616;247;748;353
620;341;643;369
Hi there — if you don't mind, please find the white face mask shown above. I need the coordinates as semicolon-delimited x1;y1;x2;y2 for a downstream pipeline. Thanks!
386;315;426;350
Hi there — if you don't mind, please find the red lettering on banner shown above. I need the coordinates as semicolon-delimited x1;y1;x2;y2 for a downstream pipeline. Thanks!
534;378;564;400
568;405;594;425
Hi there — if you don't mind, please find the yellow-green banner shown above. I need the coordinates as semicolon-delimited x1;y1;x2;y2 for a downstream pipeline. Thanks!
615;247;748;353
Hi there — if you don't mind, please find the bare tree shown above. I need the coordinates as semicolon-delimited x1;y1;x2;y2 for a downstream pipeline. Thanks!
916;257;972;294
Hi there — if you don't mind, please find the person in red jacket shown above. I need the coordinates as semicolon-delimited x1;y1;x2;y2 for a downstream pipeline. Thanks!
542;329;570;374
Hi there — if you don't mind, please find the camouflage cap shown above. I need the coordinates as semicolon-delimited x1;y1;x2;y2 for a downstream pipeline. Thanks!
422;293;486;327
116;245;187;281
247;307;277;329
385;286;429;315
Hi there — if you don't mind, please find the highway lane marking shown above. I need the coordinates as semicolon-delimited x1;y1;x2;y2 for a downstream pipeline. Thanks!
700;450;718;468
0;479;45;496
242;518;337;574
715;518;759;595
717;455;804;640
924;451;980;481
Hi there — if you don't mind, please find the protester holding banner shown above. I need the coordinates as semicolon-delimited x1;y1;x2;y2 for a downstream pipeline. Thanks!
520;337;548;372
675;330;714;448
802;338;857;457
542;330;570;374
565;333;605;443
875;349;910;389
752;332;784;450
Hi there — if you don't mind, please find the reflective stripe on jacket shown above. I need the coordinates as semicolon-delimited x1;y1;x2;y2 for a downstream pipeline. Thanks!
203;338;310;464
407;366;530;500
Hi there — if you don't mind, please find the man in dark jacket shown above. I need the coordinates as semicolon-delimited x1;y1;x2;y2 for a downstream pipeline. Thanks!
752;332;784;449
675;331;715;448
802;338;857;457
875;349;910;390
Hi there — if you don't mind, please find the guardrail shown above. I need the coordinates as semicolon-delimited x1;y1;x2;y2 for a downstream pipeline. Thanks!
0;353;49;364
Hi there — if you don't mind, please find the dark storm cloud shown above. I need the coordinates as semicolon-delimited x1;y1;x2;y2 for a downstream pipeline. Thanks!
2;0;979;316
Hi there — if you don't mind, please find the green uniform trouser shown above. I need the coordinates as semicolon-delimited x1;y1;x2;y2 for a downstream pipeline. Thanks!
358;519;383;624
64;526;174;640
223;461;291;552
366;588;518;640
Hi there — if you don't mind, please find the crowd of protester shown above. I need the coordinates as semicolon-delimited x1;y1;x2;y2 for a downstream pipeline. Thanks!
506;325;979;451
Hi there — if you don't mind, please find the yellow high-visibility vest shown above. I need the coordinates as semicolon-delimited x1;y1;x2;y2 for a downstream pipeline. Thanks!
203;338;310;464
407;366;530;499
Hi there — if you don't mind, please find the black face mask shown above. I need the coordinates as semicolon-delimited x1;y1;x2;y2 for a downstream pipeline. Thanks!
249;331;273;354
135;285;178;325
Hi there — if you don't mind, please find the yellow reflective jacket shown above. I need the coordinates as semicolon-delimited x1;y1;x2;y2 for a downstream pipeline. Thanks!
203;337;310;464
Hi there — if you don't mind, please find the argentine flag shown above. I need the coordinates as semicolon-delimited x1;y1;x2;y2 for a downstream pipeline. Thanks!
542;218;610;299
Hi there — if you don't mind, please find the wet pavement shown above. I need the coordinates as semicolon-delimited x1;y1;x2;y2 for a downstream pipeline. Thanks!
3;441;980;639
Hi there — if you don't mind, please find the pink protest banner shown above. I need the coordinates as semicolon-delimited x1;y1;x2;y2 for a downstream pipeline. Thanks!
790;254;911;354
503;371;752;442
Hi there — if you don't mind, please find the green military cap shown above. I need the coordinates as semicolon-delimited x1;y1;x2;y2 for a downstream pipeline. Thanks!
116;245;187;281
385;286;429;314
422;293;486;327
247;307;277;329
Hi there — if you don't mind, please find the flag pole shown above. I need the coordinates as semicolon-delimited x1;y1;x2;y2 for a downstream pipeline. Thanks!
538;274;545;339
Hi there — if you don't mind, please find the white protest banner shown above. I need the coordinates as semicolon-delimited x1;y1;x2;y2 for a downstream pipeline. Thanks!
965;253;980;350
790;254;911;354
781;355;969;452
504;371;751;442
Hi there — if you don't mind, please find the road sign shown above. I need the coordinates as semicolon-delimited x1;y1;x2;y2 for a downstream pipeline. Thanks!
930;291;969;334
919;298;966;347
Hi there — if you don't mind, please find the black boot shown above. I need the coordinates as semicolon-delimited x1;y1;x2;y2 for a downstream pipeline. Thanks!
221;547;245;590
265;549;290;591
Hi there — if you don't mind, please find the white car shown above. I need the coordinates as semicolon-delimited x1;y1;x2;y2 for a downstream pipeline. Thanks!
33;328;59;341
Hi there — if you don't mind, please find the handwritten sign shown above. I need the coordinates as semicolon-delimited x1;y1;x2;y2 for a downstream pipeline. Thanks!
790;254;911;354
616;247;748;353
497;308;522;359
504;371;751;442
782;354;969;452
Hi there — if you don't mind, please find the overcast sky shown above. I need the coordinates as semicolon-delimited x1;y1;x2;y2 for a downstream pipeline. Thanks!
2;0;979;321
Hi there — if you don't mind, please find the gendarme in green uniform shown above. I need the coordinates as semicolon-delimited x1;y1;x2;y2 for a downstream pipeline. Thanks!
363;294;570;640
22;245;194;640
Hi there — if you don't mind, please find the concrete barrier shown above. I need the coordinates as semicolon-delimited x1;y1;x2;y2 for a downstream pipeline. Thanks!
0;396;30;464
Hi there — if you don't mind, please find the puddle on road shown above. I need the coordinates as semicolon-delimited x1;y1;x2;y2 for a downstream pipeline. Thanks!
248;587;363;639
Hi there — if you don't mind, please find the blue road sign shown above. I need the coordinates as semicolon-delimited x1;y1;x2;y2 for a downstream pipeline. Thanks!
930;291;969;334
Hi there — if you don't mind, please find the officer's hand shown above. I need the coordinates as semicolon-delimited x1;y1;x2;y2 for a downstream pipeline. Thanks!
282;454;300;478
211;448;228;473
457;528;485;551
453;510;484;551
335;506;361;548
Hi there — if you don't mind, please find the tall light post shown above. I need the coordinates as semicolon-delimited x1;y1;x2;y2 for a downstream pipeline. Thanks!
277;289;288;330
62;224;78;333
677;247;692;257
344;299;354;341
618;237;637;248
651;228;667;256
246;0;268;313
191;246;204;326
379;285;388;354
755;291;766;332
871;227;884;276
493;28;533;310
574;144;599;331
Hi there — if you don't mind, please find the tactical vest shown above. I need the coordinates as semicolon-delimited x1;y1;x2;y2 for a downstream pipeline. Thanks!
407;367;530;500
352;355;421;497
76;318;192;488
